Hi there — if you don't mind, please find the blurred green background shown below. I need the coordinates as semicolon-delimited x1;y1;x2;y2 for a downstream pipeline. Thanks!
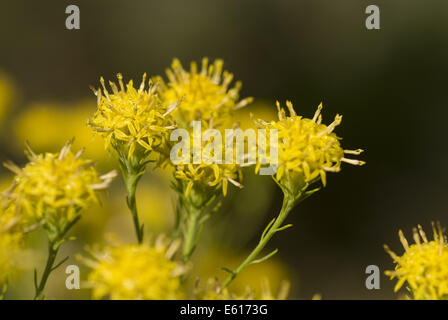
1;0;447;299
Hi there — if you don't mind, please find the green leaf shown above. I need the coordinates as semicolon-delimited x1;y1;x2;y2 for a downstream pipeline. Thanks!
250;249;278;265
275;224;293;232
261;218;276;241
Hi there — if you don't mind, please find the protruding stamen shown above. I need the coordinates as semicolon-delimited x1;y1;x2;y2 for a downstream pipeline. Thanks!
286;100;296;117
341;158;365;166
312;103;323;122
117;73;125;92
139;73;147;93
344;149;364;155
318;114;342;136
399;230;409;251
418;224;428;243
413;228;422;251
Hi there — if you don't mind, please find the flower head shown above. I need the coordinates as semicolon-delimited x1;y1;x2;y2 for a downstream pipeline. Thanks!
171;123;244;199
155;58;252;127
88;74;177;159
4;141;116;222
81;236;186;300
385;223;448;300
255;101;364;192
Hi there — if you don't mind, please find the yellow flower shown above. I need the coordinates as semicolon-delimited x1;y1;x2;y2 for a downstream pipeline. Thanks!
155;58;252;127
385;223;448;300
0;202;24;284
195;278;289;300
195;278;252;300
255;101;365;188
194;246;291;297
88;74;176;159
4;141;116;222
172;126;243;198
13;101;108;165
81;236;186;300
175;163;242;199
0;71;15;125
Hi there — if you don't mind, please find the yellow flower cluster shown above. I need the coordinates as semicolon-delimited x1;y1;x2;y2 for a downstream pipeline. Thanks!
173;126;243;197
175;163;242;198
89;74;176;159
82;237;186;300
0;202;24;284
385;224;448;300
155;58;252;127
5;141;116;221
255;101;364;187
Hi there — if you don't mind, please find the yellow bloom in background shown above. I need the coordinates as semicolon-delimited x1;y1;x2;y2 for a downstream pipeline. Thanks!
255;101;365;189
4;141;116;222
155;58;253;127
195;278;253;300
194;246;291;298
385;223;448;300
81;236;186;300
234;100;277;130
103;180;175;241
0;202;24;285
13;101;109;166
89;73;176;159
195;277;289;300
0;71;15;125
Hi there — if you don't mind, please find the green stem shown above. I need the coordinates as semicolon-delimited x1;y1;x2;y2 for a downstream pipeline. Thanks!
34;215;80;300
182;205;201;262
124;171;144;244
222;194;296;288
34;242;59;300
0;282;8;300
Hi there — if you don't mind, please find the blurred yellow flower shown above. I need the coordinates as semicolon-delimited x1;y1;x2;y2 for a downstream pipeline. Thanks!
13;101;108;164
255;101;365;188
88;74;176;159
0;202;24;285
234;100;277;130
385;224;448;300
194;247;291;298
155;58;252;127
0;72;15;125
195;277;289;300
4;141;116;222
81;236;186;300
195;278;252;300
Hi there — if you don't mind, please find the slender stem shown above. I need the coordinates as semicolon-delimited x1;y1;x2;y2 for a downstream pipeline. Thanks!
34;215;80;300
182;205;201;262
222;194;296;288
34;242;59;300
0;281;8;300
123;168;144;244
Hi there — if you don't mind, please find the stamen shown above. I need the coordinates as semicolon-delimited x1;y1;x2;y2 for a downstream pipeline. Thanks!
341;158;365;166
312;103;323;122
399;230;409;251
344;149;364;155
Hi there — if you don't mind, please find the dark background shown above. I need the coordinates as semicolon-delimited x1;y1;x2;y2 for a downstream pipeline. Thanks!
1;0;447;299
